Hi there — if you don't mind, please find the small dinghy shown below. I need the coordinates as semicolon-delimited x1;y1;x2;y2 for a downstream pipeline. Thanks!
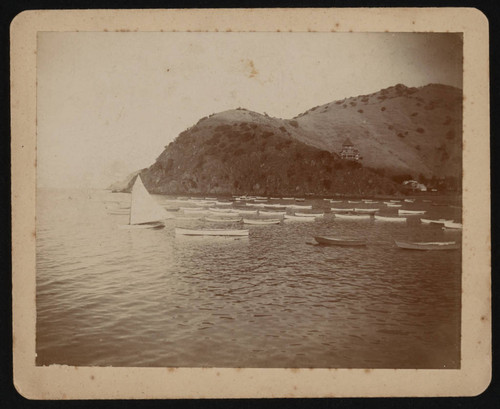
404;199;415;203
119;175;173;229
421;218;453;226
334;213;371;220
395;240;460;250
234;209;259;215
288;204;313;210
443;221;463;230
385;202;402;207
108;209;130;215
295;212;324;218
331;207;354;213
182;209;209;215
284;214;316;222
205;217;242;223
374;215;407;222
243;218;281;225
208;211;237;217
329;200;343;203
260;210;286;216
354;208;379;213
175;227;249;236
398;209;426;215
348;200;362;204
314;236;367;246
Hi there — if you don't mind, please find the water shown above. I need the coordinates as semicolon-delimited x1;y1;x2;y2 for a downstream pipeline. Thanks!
36;189;462;368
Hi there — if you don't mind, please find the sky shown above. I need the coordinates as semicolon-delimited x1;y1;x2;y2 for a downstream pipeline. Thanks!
37;32;463;188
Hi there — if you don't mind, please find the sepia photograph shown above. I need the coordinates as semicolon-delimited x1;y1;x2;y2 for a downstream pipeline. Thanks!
11;8;490;399
36;30;464;369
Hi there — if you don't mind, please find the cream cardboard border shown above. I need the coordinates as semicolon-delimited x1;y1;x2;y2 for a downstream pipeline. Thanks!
11;8;491;399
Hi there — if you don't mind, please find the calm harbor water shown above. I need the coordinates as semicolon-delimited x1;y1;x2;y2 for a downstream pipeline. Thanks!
36;188;462;368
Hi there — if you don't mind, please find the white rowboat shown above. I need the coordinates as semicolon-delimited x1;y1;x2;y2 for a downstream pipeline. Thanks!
284;214;316;222
398;209;426;215
334;214;371;220
175;228;248;236
374;215;407;222
243;219;281;225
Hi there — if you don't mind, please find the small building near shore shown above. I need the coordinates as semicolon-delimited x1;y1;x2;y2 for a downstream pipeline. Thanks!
340;138;361;161
403;180;427;192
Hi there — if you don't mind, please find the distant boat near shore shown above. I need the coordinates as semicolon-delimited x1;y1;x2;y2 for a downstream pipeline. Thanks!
314;236;367;246
175;227;249;236
395;240;460;251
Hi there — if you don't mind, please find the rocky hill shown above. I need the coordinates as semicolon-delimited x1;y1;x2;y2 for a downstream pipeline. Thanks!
115;83;462;196
290;83;462;177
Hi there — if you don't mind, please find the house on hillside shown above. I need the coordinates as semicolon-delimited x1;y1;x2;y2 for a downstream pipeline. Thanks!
403;180;427;192
340;138;361;161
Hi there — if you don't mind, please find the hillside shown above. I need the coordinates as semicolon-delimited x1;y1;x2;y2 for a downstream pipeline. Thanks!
140;109;402;196
114;83;462;195
291;83;462;177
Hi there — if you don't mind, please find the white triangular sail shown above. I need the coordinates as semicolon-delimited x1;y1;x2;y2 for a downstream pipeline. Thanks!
129;176;171;225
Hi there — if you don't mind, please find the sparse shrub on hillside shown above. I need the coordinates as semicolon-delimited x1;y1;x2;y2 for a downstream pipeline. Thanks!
392;173;413;184
289;120;299;128
397;133;405;138
358;109;364;113
279;126;287;133
416;103;421;107
343;104;347;108
361;97;369;103
407;87;418;95
411;112;418;117
250;123;258;129
377;96;386;101
415;145;421;151
416;127;425;134
335;100;343;105
381;107;386;111
388;125;393;130
262;131;273;139
350;101;357;107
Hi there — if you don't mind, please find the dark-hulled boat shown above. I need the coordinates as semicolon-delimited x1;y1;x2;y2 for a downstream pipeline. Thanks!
314;236;367;246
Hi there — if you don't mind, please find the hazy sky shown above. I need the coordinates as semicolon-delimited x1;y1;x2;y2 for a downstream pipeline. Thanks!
37;32;463;188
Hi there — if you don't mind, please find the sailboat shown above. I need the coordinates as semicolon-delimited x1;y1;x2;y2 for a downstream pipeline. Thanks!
120;175;173;229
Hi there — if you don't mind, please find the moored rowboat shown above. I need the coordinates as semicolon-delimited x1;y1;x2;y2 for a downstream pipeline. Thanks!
331;207;354;213
284;214;316;222
443;221;463;230
354;208;379;213
374;215;407;222
334;213;371;220
205;217;242;223
260;210;286;216
398;209;426;215
175;227;249;236
395;240;460;250
243;218;281;225
421;218;452;225
295;212;324;217
314;236;367;246
287;204;313;210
